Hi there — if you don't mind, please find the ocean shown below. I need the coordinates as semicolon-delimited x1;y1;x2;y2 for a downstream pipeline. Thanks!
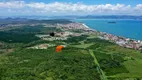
74;19;142;40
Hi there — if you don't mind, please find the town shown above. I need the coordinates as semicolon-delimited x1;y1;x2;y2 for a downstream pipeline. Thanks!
98;32;142;50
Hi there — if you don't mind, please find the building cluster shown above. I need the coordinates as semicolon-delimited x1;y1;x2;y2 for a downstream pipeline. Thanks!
28;44;55;49
0;24;23;29
56;23;90;30
55;32;73;37
35;23;90;41
0;23;37;30
0;22;90;31
99;32;142;50
36;34;68;41
0;23;52;30
36;30;83;41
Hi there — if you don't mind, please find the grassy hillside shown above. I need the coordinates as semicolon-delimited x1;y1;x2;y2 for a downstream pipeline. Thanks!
0;48;100;80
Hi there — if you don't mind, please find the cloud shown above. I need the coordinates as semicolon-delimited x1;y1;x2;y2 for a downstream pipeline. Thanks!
0;1;142;16
0;1;25;9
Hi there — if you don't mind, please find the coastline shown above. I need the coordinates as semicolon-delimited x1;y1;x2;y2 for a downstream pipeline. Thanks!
82;23;90;29
81;23;142;50
76;19;137;20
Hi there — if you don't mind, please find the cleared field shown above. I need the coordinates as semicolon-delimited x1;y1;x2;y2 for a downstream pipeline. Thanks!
87;34;98;39
110;59;142;78
101;45;142;59
70;43;94;49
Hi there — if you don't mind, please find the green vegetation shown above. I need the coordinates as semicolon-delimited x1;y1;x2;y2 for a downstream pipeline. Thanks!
65;35;88;44
84;38;142;79
0;19;73;24
70;43;94;49
9;26;43;33
94;51;129;76
0;31;39;43
0;48;100;80
8;26;62;34
0;25;63;43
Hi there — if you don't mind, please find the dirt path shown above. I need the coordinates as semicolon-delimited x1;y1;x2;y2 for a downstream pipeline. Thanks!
89;49;107;80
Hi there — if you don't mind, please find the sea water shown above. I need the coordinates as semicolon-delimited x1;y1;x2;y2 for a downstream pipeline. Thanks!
75;19;142;40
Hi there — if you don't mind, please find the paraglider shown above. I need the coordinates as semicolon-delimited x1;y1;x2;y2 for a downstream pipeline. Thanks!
56;45;64;52
49;32;55;37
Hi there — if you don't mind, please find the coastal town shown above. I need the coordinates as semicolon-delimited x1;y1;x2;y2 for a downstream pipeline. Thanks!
78;23;142;50
0;19;142;51
56;22;142;51
98;32;142;50
58;22;142;51
51;22;142;51
35;22;142;51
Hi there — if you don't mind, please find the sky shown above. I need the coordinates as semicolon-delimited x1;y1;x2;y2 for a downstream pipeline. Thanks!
0;0;142;16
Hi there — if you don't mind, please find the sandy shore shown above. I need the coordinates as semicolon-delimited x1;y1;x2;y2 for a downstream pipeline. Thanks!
82;23;90;29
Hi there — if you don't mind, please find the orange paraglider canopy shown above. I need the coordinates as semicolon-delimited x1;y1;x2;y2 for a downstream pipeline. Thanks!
56;45;64;52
